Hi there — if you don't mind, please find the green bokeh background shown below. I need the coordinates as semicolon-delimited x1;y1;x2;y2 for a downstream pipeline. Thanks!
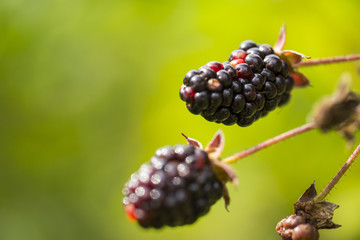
1;0;360;239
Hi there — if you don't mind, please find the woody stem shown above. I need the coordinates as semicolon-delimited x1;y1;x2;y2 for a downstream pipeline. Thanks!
294;54;360;67
315;141;360;202
222;122;317;164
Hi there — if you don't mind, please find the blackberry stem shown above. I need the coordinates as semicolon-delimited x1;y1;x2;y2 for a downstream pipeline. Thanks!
222;122;316;164
295;54;360;67
315;141;360;202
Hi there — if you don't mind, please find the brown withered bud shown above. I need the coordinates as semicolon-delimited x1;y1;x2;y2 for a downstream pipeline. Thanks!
276;183;340;239
294;183;340;230
312;73;360;144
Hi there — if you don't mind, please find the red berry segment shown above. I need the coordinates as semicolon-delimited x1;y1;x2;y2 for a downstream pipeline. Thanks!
205;61;224;72
180;39;294;127
122;145;224;228
235;63;253;79
229;49;247;61
125;204;137;222
230;59;245;67
180;85;196;102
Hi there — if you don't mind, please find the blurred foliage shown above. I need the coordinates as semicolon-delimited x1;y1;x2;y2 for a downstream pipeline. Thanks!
1;0;360;239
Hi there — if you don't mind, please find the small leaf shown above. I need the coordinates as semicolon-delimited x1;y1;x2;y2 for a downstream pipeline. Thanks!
205;129;225;160
281;50;311;65
181;132;203;149
291;71;310;87
298;182;317;202
274;23;287;54
311;202;341;229
222;186;230;211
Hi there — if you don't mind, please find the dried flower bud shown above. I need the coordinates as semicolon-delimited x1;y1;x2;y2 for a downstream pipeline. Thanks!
277;183;341;239
312;73;360;144
294;183;340;229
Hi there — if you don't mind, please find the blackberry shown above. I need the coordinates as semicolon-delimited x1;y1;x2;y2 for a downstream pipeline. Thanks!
235;63;253;79
275;75;286;95
223;62;238;79
263;81;278;99
231;94;246;113
237;115;255;127
215;107;231;121
231;80;243;93
179;26;308;127
247;47;264;58
239;40;257;50
258;44;274;56
242;83;257;101
189;75;207;91
251;73;266;90
244;53;264;73
264;54;283;73
217;70;232;87
123;145;224;228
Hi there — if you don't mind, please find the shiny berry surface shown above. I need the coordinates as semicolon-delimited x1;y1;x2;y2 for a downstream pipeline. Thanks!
235;63;253;79
180;39;295;127
230;59;245;67
239;40;257;51
205;61;223;73
245;53;263;72
246;47;264;58
229;49;247;61
264;54;282;73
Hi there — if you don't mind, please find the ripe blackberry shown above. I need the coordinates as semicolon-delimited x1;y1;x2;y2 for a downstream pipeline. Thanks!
123;131;238;229
123;145;225;228
180;44;294;127
179;25;309;127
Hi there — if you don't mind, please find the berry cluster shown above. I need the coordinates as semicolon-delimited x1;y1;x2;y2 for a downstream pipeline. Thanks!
122;145;224;228
276;215;319;240
180;40;294;127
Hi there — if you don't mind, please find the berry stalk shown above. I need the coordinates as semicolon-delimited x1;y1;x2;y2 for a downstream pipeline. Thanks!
315;141;360;202
222;122;316;164
294;54;360;67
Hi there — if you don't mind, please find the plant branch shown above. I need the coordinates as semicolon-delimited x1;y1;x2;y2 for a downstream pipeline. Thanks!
315;141;360;202
294;54;360;67
222;122;317;164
